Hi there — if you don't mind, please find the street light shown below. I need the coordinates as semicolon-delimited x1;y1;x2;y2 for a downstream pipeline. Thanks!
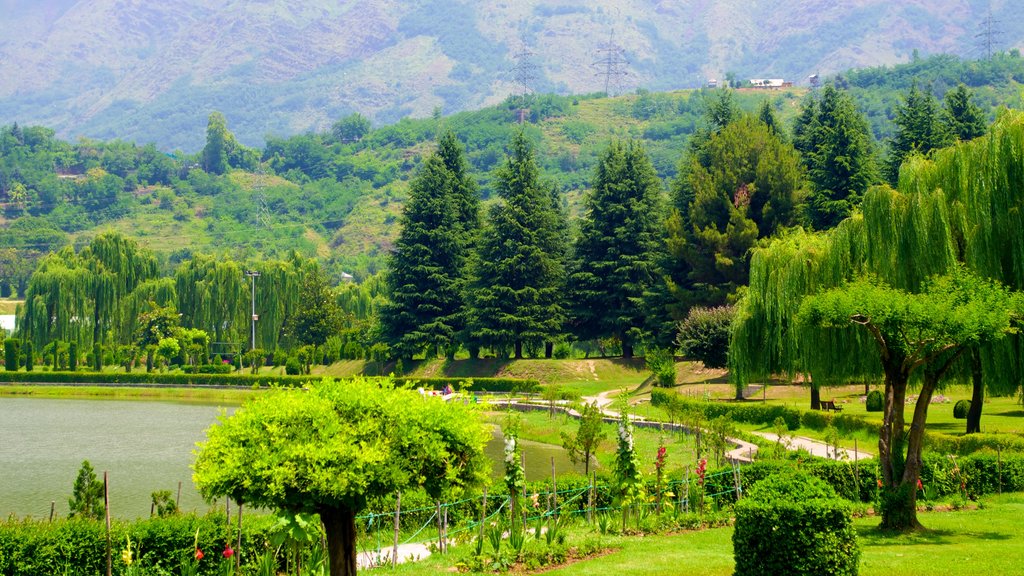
245;270;260;351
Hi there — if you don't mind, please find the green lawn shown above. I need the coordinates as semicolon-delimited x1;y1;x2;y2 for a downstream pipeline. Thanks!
486;408;698;476
390;493;1024;575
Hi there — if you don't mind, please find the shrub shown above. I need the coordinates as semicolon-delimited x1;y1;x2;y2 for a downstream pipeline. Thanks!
552;342;572;359
645;348;677;387
676;305;735;369
734;471;859;576
285;356;302;375
3;338;18;371
68;341;78;371
953;399;970;419
651;389;802;430
865;390;883;412
92;343;102;371
23;341;34;371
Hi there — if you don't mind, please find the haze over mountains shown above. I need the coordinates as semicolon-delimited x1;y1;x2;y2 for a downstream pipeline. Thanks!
1;0;1021;151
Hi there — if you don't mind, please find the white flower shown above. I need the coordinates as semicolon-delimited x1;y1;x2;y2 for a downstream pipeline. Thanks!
504;436;516;462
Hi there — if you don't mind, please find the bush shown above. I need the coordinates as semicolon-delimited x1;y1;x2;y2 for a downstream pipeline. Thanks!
552;342;572;359
733;471;859;576
182;364;233;374
3;338;18;371
676;305;735;369
865;390;883;412
645;348;677;387
651;389;802;430
953;399;970;419
284;356;302;375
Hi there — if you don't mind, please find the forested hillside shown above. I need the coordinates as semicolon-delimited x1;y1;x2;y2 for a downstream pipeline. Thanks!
2;0;1023;149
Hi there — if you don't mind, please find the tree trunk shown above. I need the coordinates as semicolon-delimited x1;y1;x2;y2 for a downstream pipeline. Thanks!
321;506;358;576
966;347;984;434
622;342;633;360
544;342;553;359
809;383;821;410
514;341;523;360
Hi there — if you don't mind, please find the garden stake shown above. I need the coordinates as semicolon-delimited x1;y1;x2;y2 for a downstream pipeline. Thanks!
587;471;595;524
998;445;1002;495
236;503;243;570
478;488;487;549
551;457;557;518
393;491;400;567
176;480;182;508
104;471;111;576
436;501;443;554
49;501;54;522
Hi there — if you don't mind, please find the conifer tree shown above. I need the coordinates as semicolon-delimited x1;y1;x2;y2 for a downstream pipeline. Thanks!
886;82;949;185
380;154;465;359
942;84;987;142
466;133;564;359
799;85;878;230
569;141;665;358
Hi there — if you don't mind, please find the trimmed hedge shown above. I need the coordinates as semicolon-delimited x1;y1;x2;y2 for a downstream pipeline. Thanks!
733;471;859;576
0;370;540;393
651;389;802;430
953;399;970;419
0;513;276;576
181;364;233;374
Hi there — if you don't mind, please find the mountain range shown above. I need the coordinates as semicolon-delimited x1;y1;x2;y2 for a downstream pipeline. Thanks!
1;0;1022;151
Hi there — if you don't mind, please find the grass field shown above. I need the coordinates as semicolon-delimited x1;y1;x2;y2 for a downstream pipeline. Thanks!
388;493;1024;575
0;299;21;314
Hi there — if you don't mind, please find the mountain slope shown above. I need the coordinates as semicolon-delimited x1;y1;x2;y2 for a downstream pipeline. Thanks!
2;0;1022;150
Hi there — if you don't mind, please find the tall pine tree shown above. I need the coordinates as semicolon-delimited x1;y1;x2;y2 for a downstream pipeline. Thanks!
380;153;466;360
942;84;987;142
569;141;665;358
799;85;878;230
466;133;564;359
886;82;949;185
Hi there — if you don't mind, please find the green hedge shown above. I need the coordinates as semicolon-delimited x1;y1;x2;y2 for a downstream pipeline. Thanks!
733;472;859;576
0;514;275;576
953;399;970;419
924;432;1024;456
651;389;802;430
0;370;539;393
865;390;883;412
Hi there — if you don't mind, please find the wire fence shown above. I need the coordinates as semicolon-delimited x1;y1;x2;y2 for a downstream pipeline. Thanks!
353;464;744;566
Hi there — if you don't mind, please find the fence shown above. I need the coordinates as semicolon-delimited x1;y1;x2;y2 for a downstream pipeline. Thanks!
352;464;744;567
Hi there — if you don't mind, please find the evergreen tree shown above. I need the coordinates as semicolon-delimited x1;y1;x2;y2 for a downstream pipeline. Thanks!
757;99;783;139
886;82;949;185
569;141;665;358
942;84;987;142
380;154;464;359
802;85;878;230
466;133;564;359
68;460;105;519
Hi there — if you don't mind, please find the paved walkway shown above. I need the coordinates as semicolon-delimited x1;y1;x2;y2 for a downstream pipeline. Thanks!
751;431;873;460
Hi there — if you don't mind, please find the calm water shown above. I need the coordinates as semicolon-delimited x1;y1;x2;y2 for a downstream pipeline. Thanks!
0;397;583;519
0;397;232;519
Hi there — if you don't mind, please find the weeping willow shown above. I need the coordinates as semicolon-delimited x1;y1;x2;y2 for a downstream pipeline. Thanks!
732;111;1024;401
174;252;311;351
17;233;159;349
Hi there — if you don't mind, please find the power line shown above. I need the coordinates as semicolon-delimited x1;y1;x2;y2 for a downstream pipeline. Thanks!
510;44;540;96
593;29;630;97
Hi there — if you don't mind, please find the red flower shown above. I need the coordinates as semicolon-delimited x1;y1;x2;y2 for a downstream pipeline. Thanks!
916;478;924;490
195;548;204;560
223;546;234;559
877;479;883;488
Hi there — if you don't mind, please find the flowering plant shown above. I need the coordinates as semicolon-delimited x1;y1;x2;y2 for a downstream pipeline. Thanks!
613;406;645;531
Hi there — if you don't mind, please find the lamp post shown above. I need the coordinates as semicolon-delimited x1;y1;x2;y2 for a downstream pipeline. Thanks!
245;271;260;351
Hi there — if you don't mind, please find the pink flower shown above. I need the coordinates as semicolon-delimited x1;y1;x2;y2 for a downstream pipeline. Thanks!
195;548;204;561
916;478;923;490
223;546;234;559
655;446;667;470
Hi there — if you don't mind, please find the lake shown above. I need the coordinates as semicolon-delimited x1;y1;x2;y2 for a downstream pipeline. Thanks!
0;396;584;519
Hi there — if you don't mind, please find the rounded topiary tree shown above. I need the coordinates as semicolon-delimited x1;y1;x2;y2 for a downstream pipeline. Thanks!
734;471;859;576
953;399;970;420
865;390;883;412
194;377;488;576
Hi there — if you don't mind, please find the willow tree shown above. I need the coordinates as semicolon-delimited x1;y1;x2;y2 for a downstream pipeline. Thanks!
194;378;488;576
18;233;158;349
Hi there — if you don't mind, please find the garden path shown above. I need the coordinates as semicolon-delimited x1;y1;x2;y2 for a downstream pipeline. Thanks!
751;431;873;461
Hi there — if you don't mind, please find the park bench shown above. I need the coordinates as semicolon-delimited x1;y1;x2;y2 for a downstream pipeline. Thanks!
820;400;843;412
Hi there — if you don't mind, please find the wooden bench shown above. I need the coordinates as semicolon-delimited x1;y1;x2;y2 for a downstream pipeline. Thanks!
820;400;843;412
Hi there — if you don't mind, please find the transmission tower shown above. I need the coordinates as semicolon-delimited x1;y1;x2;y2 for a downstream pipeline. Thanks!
593;29;630;96
975;9;1002;59
510;45;540;95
